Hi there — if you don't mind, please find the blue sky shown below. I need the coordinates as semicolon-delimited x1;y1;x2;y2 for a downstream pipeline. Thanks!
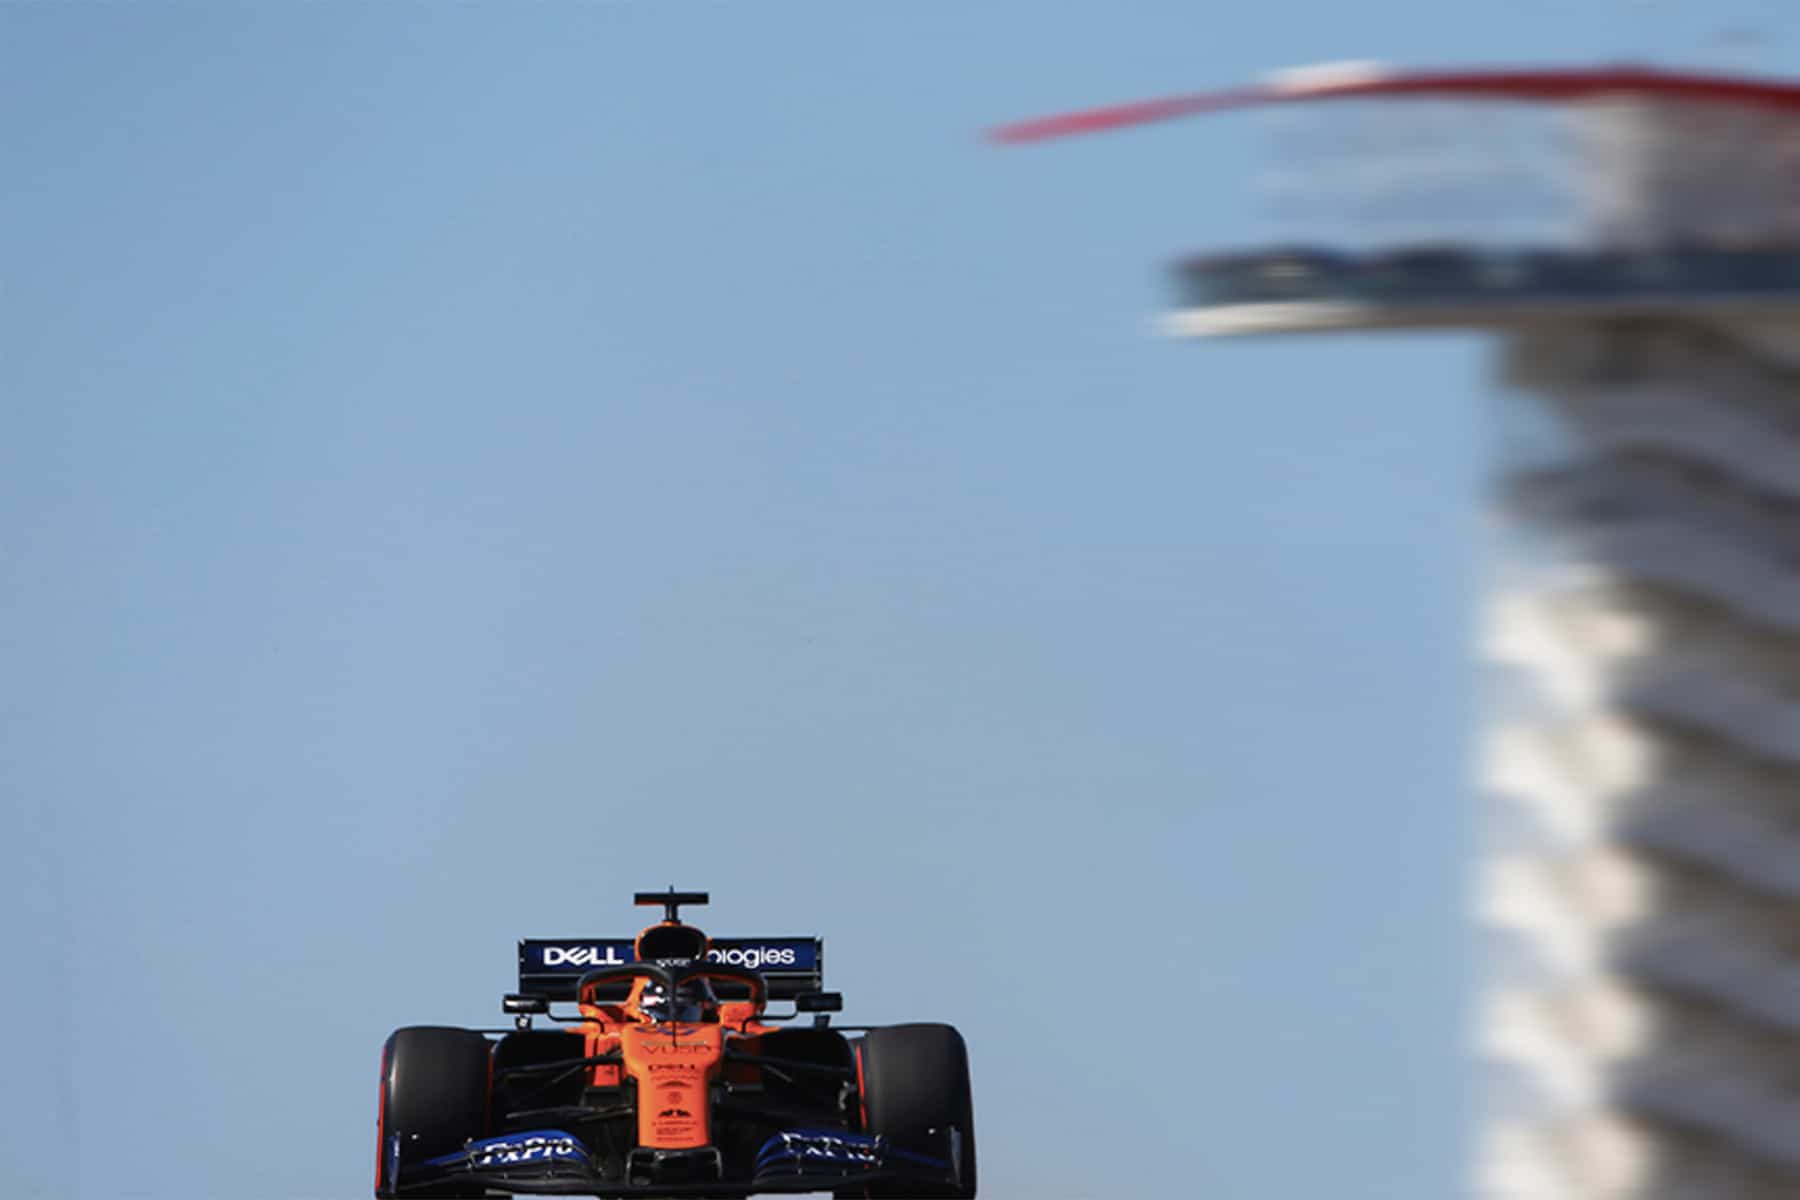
2;2;1791;1198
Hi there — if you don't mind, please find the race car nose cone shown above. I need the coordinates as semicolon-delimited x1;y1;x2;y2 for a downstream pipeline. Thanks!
625;1145;723;1188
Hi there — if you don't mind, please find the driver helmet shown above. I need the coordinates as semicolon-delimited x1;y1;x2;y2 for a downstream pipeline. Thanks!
639;976;720;1024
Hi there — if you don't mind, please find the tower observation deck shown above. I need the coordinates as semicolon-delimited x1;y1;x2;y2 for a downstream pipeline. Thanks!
998;65;1800;1199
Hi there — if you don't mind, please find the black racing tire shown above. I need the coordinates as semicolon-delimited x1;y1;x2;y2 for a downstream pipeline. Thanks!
375;1026;492;1199
855;1023;977;1199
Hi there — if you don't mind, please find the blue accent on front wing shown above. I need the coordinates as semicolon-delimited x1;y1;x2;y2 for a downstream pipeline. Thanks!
755;1129;883;1168
887;1144;958;1167
753;1128;951;1177
422;1129;590;1170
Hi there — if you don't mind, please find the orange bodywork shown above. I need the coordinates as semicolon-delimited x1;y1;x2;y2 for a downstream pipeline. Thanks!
573;924;778;1151
621;1022;721;1147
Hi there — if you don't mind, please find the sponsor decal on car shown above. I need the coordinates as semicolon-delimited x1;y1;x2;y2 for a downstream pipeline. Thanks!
428;1130;589;1170
539;944;626;968
653;947;799;969
638;1040;711;1056
708;945;799;970
525;938;818;973
755;1130;884;1170
652;1115;703;1141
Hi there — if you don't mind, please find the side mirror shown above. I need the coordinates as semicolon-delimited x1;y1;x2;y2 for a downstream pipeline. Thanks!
795;991;843;1014
503;994;549;1015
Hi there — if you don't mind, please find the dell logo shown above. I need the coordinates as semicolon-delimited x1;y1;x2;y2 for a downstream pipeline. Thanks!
542;945;626;968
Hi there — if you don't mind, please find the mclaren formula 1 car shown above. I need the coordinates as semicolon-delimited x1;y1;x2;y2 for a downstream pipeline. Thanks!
375;890;976;1198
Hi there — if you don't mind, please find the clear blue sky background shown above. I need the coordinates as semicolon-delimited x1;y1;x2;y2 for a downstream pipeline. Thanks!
1;2;1790;1198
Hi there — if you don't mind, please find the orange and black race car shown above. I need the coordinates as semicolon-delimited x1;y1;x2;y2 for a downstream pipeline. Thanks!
375;890;975;1198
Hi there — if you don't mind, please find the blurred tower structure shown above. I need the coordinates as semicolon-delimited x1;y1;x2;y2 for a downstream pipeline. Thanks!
998;67;1800;1198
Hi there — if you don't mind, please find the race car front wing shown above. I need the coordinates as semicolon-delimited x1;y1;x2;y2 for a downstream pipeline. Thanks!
391;1126;965;1196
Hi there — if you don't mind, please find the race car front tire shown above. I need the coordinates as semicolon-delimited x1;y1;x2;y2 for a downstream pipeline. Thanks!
375;1025;491;1199
853;1023;977;1199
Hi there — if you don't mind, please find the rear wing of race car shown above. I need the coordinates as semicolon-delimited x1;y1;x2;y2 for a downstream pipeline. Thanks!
517;937;823;1002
